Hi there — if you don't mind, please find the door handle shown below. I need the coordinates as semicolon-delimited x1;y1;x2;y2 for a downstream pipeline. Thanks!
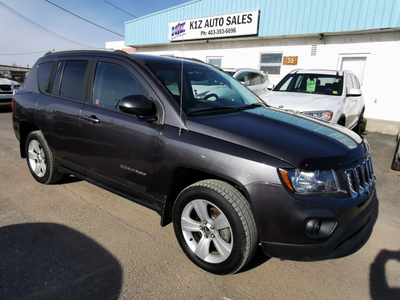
83;115;100;123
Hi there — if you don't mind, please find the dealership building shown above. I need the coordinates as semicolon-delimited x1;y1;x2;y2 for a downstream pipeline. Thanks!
107;0;400;133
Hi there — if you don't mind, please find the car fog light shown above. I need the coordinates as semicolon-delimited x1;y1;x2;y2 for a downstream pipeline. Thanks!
305;219;337;239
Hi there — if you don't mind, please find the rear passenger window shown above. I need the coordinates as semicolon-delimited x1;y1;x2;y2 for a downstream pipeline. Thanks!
37;62;55;93
59;61;88;101
92;62;149;110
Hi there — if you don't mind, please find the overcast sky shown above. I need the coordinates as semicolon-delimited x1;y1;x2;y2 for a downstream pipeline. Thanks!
0;0;189;68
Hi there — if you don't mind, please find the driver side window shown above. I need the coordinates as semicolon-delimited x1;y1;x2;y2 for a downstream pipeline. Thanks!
92;62;149;110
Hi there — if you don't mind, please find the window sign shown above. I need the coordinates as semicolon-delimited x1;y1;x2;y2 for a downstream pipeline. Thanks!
306;78;317;92
169;10;259;41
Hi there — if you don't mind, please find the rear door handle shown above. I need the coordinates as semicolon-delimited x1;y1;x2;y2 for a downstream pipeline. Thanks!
83;115;100;123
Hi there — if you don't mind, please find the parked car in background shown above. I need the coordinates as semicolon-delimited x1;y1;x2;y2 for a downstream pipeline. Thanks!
391;128;400;171
0;73;21;107
265;69;365;133
223;68;271;100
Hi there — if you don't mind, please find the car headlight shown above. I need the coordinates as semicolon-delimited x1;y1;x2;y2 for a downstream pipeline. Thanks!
302;110;333;121
279;169;339;194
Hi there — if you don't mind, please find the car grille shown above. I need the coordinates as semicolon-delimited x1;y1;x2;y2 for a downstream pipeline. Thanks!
0;84;12;92
344;155;376;198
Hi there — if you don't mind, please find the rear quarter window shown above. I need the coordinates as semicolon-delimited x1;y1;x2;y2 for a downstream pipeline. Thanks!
37;62;55;93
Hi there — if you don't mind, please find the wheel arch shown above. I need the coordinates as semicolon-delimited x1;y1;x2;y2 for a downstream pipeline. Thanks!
18;121;40;158
160;166;248;227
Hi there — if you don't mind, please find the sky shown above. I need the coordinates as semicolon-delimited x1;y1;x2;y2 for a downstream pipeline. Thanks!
0;0;190;68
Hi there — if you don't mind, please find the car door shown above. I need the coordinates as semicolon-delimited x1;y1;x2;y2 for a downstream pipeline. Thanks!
80;58;160;206
343;74;361;128
36;57;92;175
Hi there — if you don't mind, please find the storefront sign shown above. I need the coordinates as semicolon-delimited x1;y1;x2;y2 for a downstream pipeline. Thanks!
283;56;298;65
169;10;259;42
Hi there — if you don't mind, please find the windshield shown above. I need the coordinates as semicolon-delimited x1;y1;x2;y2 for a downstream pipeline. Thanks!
274;73;343;96
146;62;262;116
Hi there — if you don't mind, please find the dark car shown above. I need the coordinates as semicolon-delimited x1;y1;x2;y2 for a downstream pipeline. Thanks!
12;50;378;275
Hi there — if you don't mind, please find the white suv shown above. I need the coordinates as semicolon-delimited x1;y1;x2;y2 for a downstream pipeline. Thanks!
265;69;365;133
223;68;271;100
0;73;21;107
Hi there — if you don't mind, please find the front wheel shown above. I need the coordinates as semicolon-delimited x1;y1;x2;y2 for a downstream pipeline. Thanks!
172;180;258;275
25;131;63;184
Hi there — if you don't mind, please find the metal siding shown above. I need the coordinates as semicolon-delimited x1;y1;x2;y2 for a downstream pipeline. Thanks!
125;0;400;46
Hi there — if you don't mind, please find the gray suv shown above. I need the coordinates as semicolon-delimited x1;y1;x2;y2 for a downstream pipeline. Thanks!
12;50;378;274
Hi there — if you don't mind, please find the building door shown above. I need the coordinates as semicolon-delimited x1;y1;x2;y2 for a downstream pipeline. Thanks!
339;55;367;84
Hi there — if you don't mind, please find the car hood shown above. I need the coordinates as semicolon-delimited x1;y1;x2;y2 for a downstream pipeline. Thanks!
265;91;340;111
0;78;20;87
186;106;365;169
0;78;11;85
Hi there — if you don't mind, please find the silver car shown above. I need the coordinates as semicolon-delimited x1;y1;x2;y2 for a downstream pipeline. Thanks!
265;69;365;133
223;68;271;100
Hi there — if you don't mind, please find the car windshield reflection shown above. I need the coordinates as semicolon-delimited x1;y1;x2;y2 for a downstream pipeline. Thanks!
146;63;261;116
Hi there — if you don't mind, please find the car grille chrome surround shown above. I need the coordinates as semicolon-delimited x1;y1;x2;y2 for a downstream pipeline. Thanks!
344;155;376;198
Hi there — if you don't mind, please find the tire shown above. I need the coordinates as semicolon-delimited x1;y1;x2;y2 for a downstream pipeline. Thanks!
337;116;346;127
391;141;400;171
354;110;365;134
25;131;63;184
172;179;258;275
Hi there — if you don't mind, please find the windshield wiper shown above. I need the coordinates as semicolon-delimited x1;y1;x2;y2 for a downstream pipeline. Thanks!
237;103;263;110
188;106;239;115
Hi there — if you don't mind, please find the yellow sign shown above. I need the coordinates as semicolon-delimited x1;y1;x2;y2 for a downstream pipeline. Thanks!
283;56;298;65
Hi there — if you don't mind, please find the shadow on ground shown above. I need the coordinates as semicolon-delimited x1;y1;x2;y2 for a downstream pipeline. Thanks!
0;223;122;299
370;249;400;300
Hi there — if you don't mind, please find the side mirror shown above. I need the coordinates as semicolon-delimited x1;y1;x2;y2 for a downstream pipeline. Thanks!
119;95;157;121
347;88;362;97
267;83;274;91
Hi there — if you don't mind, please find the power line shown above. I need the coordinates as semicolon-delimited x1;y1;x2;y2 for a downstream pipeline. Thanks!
0;50;50;56
0;2;94;48
45;0;124;37
103;0;137;18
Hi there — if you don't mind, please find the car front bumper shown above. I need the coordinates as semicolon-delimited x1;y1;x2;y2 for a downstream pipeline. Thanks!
246;183;378;261
0;93;13;106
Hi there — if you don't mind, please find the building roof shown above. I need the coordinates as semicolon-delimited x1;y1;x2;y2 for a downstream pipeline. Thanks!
125;0;400;46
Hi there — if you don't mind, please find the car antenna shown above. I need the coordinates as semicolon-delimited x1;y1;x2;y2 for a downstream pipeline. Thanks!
179;8;185;136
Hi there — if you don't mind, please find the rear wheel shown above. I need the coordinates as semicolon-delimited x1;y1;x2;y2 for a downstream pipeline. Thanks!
26;131;63;184
172;180;258;275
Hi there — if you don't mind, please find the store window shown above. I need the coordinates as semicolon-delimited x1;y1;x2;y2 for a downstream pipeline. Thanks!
207;57;222;68
260;53;283;75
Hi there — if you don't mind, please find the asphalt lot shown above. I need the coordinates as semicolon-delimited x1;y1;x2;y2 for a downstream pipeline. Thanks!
0;106;399;300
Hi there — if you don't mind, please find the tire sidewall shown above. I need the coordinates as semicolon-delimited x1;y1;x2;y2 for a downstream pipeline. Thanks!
173;183;248;275
25;131;53;184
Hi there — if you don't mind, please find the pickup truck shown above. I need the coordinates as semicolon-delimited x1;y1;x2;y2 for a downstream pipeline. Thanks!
12;50;378;274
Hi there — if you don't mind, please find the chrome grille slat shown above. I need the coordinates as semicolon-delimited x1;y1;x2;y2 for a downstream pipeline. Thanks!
344;155;375;198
